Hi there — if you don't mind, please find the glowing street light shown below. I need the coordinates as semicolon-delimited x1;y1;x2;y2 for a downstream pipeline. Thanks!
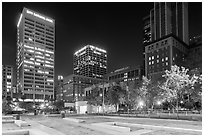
40;104;45;108
46;103;49;106
138;101;144;107
157;101;161;105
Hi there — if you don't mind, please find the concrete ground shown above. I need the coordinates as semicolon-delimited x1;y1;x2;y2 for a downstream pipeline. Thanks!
2;114;202;135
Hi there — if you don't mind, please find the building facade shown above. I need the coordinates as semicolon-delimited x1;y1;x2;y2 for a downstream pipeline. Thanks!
145;35;188;80
186;35;202;70
150;2;189;45
144;2;189;79
55;75;64;101
84;82;112;98
2;65;13;98
143;15;151;45
62;74;104;102
16;8;55;102
104;66;144;83
73;45;107;79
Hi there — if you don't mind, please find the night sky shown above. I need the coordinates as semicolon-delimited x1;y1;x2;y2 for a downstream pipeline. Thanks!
2;2;202;83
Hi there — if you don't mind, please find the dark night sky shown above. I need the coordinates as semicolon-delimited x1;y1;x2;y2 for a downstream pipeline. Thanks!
2;2;202;82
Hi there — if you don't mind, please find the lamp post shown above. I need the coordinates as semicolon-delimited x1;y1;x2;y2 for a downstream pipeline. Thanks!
126;85;129;116
102;81;105;116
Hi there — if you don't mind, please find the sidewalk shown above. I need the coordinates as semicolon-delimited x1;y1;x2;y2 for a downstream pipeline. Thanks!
21;117;65;135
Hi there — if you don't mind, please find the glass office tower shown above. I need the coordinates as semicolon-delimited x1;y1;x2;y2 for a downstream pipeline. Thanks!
16;8;55;102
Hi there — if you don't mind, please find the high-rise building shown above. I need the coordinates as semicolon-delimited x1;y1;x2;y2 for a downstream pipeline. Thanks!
143;15;151;45
144;2;189;80
2;65;13;98
73;45;107;79
145;34;188;80
148;2;189;45
16;8;55;102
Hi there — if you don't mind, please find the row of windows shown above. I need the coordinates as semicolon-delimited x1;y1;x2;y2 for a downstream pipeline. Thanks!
25;18;54;31
24;37;54;47
146;39;168;52
108;70;139;80
22;93;52;99
24;75;53;80
24;27;54;39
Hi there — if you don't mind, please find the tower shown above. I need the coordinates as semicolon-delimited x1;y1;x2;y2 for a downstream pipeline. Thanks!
151;2;189;45
144;2;189;80
16;8;55;102
73;45;107;79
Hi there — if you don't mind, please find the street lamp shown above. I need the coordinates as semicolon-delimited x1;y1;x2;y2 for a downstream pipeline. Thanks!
46;103;49;107
157;101;161;105
138;101;144;108
102;81;105;116
126;85;129;115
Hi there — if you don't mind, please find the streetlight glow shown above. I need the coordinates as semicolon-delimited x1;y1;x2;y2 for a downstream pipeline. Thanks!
138;101;144;107
40;104;45;108
157;101;161;105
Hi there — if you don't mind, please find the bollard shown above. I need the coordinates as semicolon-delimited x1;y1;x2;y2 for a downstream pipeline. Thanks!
34;110;37;115
16;114;20;120
61;111;65;118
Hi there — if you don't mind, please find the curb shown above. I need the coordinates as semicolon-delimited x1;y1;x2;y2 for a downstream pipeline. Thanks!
2;129;29;135
2;120;15;123
14;120;31;127
63;117;85;123
92;122;131;132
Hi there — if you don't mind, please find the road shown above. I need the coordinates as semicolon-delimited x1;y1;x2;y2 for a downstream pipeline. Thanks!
20;114;202;135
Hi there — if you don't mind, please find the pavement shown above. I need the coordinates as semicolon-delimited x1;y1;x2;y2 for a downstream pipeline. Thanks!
2;114;202;135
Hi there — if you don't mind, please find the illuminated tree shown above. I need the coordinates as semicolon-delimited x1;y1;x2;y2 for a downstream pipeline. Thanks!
138;76;151;110
160;65;200;117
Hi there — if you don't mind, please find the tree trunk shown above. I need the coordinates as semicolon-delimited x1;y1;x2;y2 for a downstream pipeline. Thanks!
176;99;179;119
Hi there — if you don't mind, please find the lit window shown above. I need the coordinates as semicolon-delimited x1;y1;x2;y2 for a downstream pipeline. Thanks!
35;62;40;65
27;49;34;53
28;38;33;41
152;61;154;64
152;56;154;60
165;57;168;61
7;82;11;85
157;60;159;63
162;58;164;62
157;55;159;58
24;69;29;72
7;76;11;79
166;62;168;66
149;57;151;60
149;62;151;65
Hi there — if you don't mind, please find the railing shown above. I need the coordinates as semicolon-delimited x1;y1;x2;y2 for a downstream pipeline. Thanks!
89;109;202;121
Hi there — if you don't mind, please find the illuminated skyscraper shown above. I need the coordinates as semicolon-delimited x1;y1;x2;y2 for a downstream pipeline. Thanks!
16;8;55;102
73;45;107;79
